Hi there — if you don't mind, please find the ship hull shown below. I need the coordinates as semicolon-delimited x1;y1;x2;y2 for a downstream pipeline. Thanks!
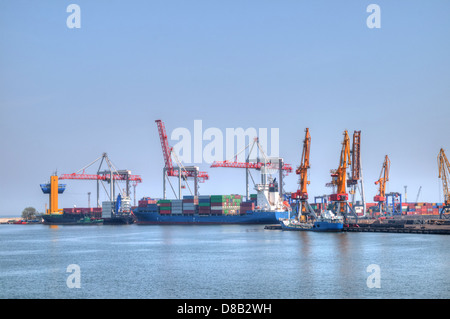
280;219;343;232
134;210;287;225
313;221;343;232
103;215;135;225
42;213;103;225
42;213;80;225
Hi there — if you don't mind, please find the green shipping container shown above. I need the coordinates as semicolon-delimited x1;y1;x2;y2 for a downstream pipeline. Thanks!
210;195;226;203
198;202;211;207
210;194;243;204
159;206;171;211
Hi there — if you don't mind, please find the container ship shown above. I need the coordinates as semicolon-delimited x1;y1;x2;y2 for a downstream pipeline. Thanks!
133;180;289;225
101;194;135;225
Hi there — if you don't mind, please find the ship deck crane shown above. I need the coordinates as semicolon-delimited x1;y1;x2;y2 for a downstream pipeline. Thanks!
438;148;450;219
291;128;316;219
156;119;209;199
327;130;358;223
210;137;292;200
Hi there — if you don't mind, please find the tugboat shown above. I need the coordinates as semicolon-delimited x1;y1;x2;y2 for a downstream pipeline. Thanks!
311;210;344;232
280;218;314;231
76;216;103;225
280;211;343;232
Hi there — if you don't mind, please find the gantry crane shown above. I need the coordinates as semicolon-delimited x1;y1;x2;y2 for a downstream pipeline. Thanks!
291;128;316;219
374;155;390;216
438;148;450;219
327;130;358;222
155;119;209;199
58;153;142;208
210;137;292;200
41;153;141;217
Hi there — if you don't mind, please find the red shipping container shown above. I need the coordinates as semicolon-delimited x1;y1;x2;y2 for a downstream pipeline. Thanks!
211;202;224;207
182;199;198;204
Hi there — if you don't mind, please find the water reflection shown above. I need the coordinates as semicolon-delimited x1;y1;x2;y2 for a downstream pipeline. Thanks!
0;225;448;298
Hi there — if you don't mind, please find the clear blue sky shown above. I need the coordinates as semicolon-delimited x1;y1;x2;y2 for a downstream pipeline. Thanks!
1;1;449;215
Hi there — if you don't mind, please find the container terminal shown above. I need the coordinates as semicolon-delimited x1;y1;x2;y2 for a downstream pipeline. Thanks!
36;120;450;233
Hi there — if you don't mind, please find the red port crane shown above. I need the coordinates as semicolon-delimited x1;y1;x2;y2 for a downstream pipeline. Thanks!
155;119;209;199
59;173;142;182
210;137;292;199
58;153;142;207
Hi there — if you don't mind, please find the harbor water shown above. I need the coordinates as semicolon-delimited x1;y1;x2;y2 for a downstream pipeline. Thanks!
0;224;449;299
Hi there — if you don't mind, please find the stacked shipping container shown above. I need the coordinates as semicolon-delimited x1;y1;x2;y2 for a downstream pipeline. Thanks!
183;196;198;215
198;195;211;215
240;201;255;214
211;195;242;215
139;197;157;207
403;202;442;215
136;196;445;217
172;199;183;215
158;199;171;215
63;207;102;218
355;202;443;216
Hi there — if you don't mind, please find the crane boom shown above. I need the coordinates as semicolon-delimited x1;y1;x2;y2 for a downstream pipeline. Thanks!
348;130;361;185
374;155;390;202
329;130;351;201
59;173;142;182
292;128;311;200
155;119;209;199
438;148;450;206
211;161;292;172
155;119;209;181
337;130;351;195
155;119;174;174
